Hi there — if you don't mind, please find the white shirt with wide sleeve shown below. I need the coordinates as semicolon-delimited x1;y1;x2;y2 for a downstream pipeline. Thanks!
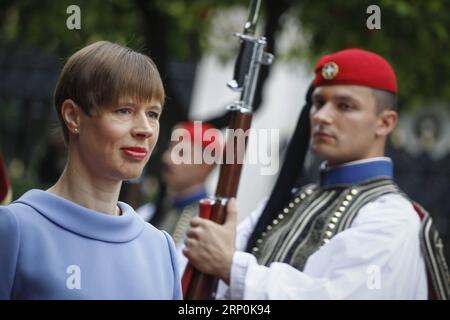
217;193;428;300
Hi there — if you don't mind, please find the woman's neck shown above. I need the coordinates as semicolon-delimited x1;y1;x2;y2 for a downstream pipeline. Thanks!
47;153;122;216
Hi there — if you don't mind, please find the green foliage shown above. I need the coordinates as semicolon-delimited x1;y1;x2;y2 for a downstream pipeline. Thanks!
1;0;449;107
293;0;450;106
1;0;145;57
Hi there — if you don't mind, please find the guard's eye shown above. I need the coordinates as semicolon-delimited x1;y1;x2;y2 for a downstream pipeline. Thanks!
313;100;325;109
338;103;353;111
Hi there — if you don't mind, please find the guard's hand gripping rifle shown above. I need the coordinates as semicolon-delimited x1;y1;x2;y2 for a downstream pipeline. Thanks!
181;0;273;300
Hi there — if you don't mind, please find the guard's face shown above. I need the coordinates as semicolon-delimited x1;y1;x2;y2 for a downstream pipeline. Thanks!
310;85;382;166
77;97;161;181
161;140;210;192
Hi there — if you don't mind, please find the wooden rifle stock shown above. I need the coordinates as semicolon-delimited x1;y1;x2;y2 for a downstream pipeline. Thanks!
182;108;252;299
182;0;272;299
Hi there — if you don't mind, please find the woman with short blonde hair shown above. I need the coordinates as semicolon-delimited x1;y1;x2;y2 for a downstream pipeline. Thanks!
0;41;181;299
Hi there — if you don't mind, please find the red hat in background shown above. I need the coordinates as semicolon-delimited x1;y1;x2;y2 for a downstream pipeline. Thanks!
0;153;12;205
177;121;222;150
312;48;397;94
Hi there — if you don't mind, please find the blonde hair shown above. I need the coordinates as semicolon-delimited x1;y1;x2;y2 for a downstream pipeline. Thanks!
54;41;165;142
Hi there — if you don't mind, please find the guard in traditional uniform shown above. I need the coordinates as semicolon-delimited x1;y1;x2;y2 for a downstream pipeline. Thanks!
184;48;450;299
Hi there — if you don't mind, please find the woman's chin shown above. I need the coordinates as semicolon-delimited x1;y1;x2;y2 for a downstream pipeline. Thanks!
119;169;143;181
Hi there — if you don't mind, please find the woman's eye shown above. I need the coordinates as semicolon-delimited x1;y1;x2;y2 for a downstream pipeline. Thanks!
116;108;132;115
147;111;159;119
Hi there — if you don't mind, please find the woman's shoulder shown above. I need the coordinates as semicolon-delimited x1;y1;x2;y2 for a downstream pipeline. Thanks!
0;204;17;223
140;219;171;243
135;217;177;253
0;204;21;244
0;190;48;222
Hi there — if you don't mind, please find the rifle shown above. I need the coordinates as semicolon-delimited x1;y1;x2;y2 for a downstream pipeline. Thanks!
181;0;273;299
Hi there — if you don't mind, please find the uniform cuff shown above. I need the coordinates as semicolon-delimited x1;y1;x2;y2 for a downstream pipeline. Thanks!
229;251;256;300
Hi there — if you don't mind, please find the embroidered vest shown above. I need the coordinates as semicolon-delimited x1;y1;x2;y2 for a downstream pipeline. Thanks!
251;178;399;270
250;177;450;299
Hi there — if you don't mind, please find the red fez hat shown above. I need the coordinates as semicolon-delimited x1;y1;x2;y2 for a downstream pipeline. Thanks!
312;48;397;93
177;121;222;150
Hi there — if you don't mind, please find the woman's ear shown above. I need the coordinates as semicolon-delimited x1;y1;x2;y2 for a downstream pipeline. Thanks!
375;110;398;138
61;99;81;134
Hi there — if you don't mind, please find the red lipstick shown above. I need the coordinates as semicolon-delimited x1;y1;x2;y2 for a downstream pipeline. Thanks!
122;147;148;159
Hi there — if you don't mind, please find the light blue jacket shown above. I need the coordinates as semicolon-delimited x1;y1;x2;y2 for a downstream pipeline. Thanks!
0;190;182;299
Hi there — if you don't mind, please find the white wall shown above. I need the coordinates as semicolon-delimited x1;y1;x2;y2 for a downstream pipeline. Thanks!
189;55;312;222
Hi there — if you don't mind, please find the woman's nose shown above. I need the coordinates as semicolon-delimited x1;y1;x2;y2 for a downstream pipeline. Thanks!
131;113;154;139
